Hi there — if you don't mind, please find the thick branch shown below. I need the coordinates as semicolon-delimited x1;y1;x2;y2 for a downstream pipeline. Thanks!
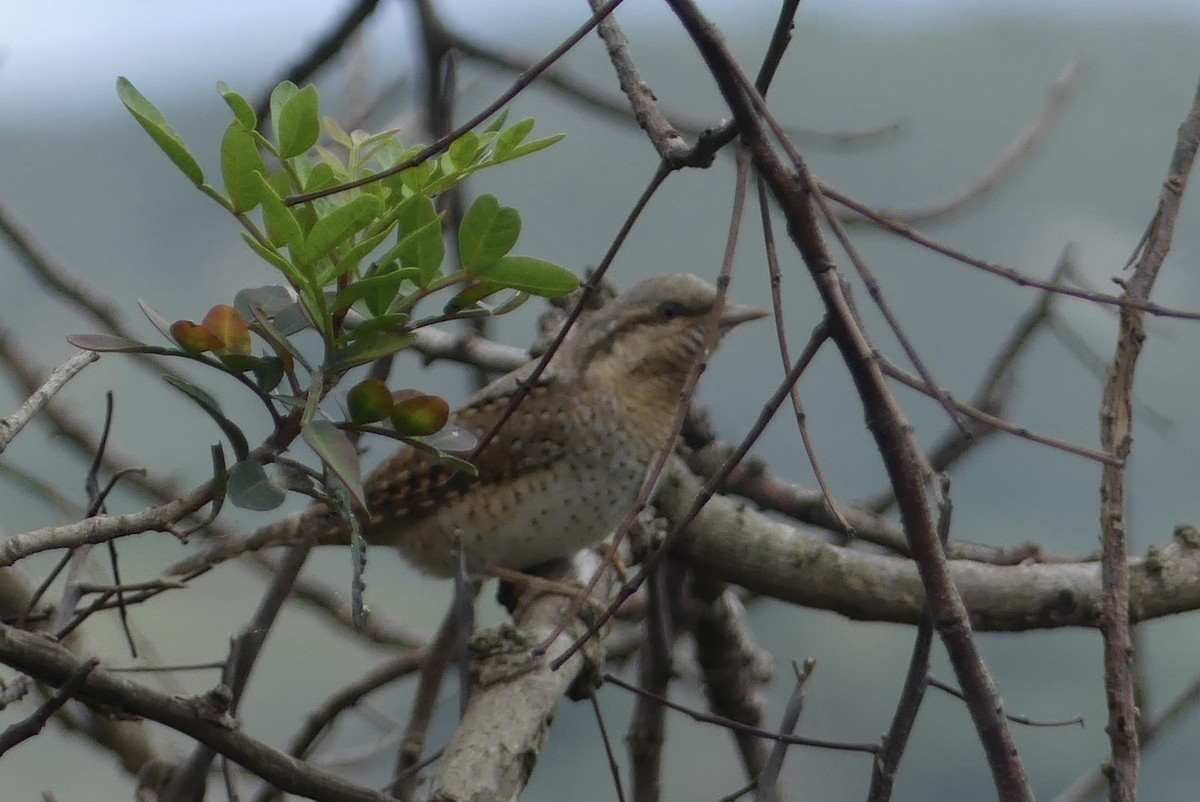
431;550;618;801
661;463;1200;631
0;624;392;802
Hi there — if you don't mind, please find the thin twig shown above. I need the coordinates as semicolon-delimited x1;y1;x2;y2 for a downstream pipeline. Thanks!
1095;74;1200;802
629;562;673;802
0;657;99;756
926;676;1084;728
391;608;458;800
877;356;1119;466
0;482;214;568
758;174;851;535
822;183;1200;322
254;651;426;802
287;0;631;204
603;672;877;756
589;689;628;802
838;55;1084;224
754;659;813;802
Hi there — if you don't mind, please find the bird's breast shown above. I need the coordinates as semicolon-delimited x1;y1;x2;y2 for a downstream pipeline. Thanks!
390;389;666;577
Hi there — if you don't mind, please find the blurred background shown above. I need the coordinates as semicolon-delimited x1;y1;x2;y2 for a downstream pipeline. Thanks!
2;1;1199;799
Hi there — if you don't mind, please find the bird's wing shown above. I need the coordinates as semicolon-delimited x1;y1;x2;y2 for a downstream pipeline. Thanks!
362;373;580;526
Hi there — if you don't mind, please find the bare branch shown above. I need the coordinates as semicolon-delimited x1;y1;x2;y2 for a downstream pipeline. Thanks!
666;463;1200;631
1095;74;1200;802
0;484;213;568
0;623;394;802
838;55;1084;224
0;350;97;455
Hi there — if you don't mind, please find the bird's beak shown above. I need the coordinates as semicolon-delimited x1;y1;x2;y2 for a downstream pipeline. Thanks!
718;302;770;329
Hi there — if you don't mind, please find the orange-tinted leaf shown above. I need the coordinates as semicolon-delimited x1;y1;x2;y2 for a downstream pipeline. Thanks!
347;378;394;424
389;392;449;436
170;320;225;354
202;304;251;355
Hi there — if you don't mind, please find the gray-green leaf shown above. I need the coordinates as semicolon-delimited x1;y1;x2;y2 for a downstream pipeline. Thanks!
227;460;287;511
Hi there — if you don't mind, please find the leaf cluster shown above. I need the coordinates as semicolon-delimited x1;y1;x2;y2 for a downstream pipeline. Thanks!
71;79;575;527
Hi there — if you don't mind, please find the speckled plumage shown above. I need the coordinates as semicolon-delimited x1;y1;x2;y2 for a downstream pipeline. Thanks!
170;274;765;577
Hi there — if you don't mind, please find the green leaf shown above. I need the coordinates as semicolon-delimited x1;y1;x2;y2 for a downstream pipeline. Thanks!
269;81;299;140
305;161;339;193
372;138;408;171
443;281;502;315
339;312;409;343
395;196;444;285
276;84;320;159
254;173;305;258
494;117;535;158
163;375;251;461
66;334;165;354
216;81;256;129
476;256;579;297
399;161;436;194
482;108;510;135
304;194;382;264
327;330;415;372
490;290;531;316
252;356;286;393
116;77;204;186
331;268;419;314
179;444;229;538
319;226;394;286
220;123;266;212
459;194;521;273
240;233;306;285
447;131;481;170
302;419;365;508
498;133;567;163
322;116;354;148
227;460;287;511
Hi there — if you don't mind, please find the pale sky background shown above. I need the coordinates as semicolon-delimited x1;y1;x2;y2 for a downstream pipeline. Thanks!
3;0;1199;118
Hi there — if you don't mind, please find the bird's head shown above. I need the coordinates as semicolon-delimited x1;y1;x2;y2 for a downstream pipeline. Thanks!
571;274;768;392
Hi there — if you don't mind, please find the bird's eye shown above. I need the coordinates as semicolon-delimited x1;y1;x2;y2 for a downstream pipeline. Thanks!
656;300;685;320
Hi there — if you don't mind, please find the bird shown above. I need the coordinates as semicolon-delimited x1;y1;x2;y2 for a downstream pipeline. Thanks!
168;274;766;578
